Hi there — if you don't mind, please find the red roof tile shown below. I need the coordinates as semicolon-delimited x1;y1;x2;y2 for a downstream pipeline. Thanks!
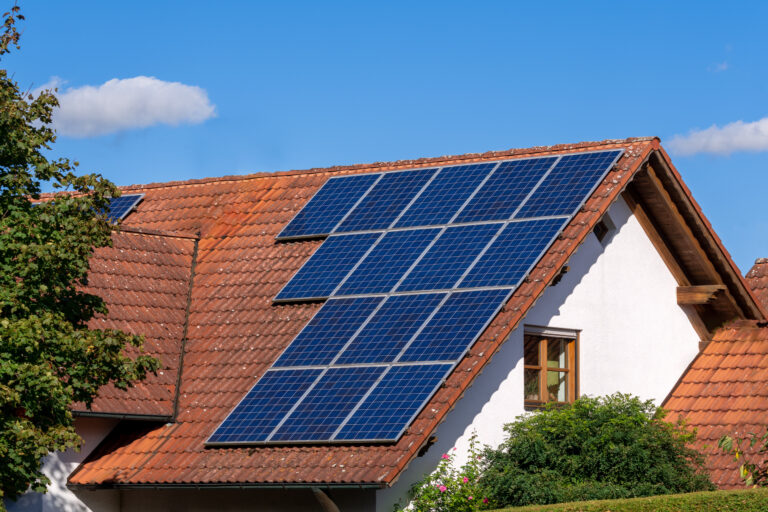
746;258;768;310
665;320;768;488
70;137;740;487
72;230;196;418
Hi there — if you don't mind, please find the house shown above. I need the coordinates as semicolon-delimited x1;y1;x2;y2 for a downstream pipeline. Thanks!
664;258;768;488
7;137;765;512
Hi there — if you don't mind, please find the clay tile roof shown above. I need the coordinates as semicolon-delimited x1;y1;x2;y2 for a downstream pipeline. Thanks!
746;258;768;310
70;138;665;487
665;320;768;488
72;229;197;418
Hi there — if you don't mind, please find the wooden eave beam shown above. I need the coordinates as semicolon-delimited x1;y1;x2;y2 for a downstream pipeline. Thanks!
648;150;765;320
677;285;727;305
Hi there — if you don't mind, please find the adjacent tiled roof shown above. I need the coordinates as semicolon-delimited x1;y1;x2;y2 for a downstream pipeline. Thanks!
746;258;768;310
665;320;768;488
73;229;196;418
70;137;676;487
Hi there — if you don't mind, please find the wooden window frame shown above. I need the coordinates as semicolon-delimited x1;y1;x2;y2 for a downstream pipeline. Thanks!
524;325;579;409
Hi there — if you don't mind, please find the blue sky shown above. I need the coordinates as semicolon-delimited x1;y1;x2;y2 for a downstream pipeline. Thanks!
5;1;768;272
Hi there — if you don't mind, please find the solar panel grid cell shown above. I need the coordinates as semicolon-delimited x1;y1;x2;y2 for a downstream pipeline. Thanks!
399;289;511;362
106;194;144;222
335;168;437;233
207;368;322;443
335;363;452;441
273;297;382;367
336;293;445;364
459;218;568;289
516;151;622;218
271;366;384;442
396;223;501;292
335;228;440;296
394;163;496;228
278;173;380;239
275;233;381;301
454;157;557;223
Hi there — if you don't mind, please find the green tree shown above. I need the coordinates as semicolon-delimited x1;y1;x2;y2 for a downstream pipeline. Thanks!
0;5;159;507
480;394;714;508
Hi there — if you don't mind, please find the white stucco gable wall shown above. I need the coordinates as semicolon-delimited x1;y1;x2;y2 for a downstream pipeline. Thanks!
378;196;701;511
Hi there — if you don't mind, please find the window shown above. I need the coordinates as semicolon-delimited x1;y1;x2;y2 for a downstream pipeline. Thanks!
524;327;578;407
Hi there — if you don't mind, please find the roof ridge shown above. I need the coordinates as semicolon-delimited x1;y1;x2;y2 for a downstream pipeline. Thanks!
103;137;655;193
118;226;200;240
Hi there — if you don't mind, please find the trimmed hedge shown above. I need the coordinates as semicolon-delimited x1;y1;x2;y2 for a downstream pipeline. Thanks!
492;488;768;512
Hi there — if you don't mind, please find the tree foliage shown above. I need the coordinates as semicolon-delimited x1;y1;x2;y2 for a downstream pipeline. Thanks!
0;5;159;506
719;427;768;487
480;394;714;508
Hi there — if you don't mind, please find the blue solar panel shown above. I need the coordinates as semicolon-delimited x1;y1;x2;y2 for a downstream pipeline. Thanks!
396;223;500;292
394;163;496;228
106;194;144;222
400;289;510;362
335;168;437;232
336;293;445;364
271;366;384;442
274;297;382;367
207;368;322;444
335;364;452;441
459;218;567;288
516;150;621;218
454;157;556;223
335;228;440;296
278;173;380;239
275;233;381;301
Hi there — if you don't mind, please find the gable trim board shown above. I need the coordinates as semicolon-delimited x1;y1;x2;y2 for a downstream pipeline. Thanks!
63;138;761;495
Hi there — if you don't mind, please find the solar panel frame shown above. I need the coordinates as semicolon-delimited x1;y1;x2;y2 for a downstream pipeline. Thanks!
334;228;441;296
458;217;570;289
515;150;624;219
453;156;558;224
206;368;323;444
274;232;383;302
273;296;383;368
333;167;438;233
276;173;382;240
106;194;144;222
269;365;386;442
332;363;453;442
335;293;446;365
393;162;498;228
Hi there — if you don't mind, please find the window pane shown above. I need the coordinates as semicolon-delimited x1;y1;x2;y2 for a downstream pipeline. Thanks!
547;338;568;368
524;336;539;366
547;370;568;402
524;369;540;401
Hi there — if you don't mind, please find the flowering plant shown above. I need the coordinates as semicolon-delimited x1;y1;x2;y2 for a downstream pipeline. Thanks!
395;433;489;512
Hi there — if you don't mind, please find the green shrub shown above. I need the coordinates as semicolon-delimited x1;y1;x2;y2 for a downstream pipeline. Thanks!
480;394;714;508
491;488;768;512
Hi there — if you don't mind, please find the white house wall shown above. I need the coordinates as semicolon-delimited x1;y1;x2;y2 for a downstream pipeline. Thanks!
6;417;118;512
377;196;701;511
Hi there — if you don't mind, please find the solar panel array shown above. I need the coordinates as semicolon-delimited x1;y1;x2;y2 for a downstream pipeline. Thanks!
208;149;623;445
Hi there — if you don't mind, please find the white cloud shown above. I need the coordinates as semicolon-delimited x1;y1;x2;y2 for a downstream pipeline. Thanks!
668;117;768;156
37;76;216;137
707;61;728;73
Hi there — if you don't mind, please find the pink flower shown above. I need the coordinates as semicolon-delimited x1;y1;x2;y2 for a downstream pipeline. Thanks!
468;496;474;500
462;476;469;483
483;498;489;504
441;454;450;460
439;485;447;493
